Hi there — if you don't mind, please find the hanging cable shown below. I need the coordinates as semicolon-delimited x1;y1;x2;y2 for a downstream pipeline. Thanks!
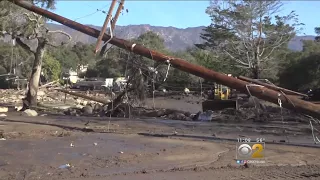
151;52;156;109
305;115;320;144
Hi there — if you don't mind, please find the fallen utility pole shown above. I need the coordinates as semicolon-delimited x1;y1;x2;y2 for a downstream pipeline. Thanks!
94;0;117;54
238;76;308;98
10;0;320;119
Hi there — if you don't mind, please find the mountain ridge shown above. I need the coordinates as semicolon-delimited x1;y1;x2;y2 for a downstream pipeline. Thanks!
46;23;206;51
3;23;316;51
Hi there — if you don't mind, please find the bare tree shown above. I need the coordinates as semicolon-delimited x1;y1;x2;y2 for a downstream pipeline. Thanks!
198;0;303;79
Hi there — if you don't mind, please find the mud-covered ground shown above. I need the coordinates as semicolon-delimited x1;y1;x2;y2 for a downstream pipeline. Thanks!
1;96;320;180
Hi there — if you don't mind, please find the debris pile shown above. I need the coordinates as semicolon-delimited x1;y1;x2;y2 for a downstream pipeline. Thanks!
63;103;105;116
0;88;110;107
0;89;25;104
125;97;310;123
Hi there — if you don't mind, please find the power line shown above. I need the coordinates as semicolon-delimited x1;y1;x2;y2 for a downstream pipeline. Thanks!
73;4;110;22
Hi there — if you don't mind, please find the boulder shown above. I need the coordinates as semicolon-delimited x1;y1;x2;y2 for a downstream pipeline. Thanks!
0;107;8;113
21;109;38;116
82;105;93;115
93;103;103;112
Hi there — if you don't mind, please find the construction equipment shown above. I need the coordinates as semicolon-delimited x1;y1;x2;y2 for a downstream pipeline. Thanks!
214;83;231;100
203;74;238;111
203;83;238;111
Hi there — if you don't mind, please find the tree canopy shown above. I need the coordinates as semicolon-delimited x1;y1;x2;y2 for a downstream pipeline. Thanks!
197;0;303;79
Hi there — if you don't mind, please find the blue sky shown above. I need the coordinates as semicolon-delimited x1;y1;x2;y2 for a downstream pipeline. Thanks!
52;1;319;35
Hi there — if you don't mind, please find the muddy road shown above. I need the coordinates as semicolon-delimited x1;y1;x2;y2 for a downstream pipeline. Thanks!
0;95;320;179
0;112;320;180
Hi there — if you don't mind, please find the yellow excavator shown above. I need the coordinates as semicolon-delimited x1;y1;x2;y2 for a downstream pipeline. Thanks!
214;83;231;100
202;74;238;111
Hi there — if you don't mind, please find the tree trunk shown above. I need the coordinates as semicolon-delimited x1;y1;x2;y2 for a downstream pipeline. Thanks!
252;53;260;79
251;66;259;79
22;38;46;110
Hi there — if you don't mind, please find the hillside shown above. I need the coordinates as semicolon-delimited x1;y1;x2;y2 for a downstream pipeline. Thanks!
46;23;205;51
0;23;315;51
47;23;316;51
49;23;318;51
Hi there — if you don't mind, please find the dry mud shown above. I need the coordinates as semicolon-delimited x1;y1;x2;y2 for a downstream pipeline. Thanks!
0;96;320;179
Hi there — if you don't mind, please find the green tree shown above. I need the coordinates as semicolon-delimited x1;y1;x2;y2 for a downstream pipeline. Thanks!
197;0;302;79
42;53;61;81
279;38;320;90
96;31;169;80
0;43;33;79
0;0;71;109
71;42;96;67
47;45;79;71
96;47;123;78
279;53;320;91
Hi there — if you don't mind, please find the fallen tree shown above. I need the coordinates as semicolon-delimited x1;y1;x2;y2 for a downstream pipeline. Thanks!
9;0;320;119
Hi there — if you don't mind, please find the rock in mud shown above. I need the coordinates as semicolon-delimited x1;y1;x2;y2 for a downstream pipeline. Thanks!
168;112;187;120
75;104;84;109
0;107;8;113
82;105;93;115
37;90;45;97
184;111;191;117
103;105;109;112
64;108;77;116
81;100;88;106
21;109;38;116
93;103;103;112
193;111;214;121
15;106;23;111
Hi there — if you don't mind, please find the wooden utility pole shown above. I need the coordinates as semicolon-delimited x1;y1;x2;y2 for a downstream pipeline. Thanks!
94;0;117;54
111;0;125;31
100;0;125;56
9;0;320;119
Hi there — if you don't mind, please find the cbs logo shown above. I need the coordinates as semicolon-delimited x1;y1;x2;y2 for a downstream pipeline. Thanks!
237;143;264;158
